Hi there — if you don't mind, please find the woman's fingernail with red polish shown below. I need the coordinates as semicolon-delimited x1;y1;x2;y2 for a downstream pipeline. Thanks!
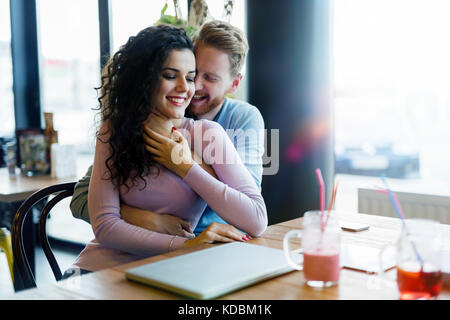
241;236;247;241
171;126;177;132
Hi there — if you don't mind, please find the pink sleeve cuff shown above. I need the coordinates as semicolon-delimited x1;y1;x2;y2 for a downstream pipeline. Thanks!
171;235;188;251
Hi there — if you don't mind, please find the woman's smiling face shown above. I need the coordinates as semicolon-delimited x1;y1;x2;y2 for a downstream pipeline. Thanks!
153;49;196;120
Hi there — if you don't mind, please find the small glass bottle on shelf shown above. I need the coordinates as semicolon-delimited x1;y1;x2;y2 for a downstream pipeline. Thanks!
43;112;58;174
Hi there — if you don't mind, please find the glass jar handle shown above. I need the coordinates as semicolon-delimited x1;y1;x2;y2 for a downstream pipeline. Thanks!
379;243;396;286
283;229;303;270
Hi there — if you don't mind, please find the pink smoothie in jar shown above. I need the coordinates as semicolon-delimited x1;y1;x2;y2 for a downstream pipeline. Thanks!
303;251;340;282
284;210;341;288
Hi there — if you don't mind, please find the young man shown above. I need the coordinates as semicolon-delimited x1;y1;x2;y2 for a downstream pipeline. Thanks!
70;20;264;237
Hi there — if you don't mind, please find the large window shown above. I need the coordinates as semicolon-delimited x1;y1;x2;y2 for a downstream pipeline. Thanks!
334;0;450;187
0;0;14;137
36;0;100;156
110;0;188;54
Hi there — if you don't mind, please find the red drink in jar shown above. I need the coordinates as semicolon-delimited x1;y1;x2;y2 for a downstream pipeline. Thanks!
397;261;442;300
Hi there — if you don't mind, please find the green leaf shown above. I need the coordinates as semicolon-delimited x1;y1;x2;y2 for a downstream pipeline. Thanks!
160;2;168;16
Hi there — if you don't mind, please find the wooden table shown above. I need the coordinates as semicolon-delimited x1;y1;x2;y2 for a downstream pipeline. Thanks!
3;212;450;300
0;167;75;203
0;167;76;291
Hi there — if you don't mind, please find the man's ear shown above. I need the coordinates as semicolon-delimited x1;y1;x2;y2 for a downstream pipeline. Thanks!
227;73;243;95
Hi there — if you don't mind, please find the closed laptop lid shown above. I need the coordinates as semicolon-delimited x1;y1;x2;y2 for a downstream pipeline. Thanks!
125;242;294;299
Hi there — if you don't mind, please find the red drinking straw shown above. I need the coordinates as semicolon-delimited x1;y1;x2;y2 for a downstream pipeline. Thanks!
315;168;325;229
324;181;339;228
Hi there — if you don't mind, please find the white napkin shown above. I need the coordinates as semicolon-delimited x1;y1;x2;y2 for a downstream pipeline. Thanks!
51;144;77;179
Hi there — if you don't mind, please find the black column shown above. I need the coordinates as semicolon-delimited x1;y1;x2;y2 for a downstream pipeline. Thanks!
247;0;334;224
10;0;41;130
9;1;39;289
98;0;111;69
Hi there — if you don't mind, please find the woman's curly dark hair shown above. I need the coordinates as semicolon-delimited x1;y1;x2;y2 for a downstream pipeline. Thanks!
96;24;194;191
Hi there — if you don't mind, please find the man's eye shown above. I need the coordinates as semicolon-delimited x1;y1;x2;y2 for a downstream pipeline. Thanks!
204;74;217;82
186;77;195;82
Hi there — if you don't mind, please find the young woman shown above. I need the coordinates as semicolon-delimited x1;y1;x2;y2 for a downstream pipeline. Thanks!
68;24;267;273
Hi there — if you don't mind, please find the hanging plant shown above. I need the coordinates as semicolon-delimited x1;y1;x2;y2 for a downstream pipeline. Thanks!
156;0;196;37
188;0;210;29
222;0;235;22
156;0;235;38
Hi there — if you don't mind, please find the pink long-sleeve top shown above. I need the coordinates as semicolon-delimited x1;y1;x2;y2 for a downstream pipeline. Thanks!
72;117;267;271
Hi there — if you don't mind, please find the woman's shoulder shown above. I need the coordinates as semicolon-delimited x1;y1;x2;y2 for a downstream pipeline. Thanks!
95;120;112;142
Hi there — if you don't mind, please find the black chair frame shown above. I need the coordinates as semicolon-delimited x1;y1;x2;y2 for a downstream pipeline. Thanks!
12;182;76;290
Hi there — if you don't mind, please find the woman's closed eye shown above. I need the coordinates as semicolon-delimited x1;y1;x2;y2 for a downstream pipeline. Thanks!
162;73;195;83
162;73;176;80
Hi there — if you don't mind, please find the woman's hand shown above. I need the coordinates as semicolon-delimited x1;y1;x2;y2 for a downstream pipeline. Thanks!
183;222;252;249
143;125;193;179
121;203;195;238
143;125;218;179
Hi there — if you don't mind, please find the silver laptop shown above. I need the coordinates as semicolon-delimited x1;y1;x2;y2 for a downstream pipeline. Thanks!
125;242;295;299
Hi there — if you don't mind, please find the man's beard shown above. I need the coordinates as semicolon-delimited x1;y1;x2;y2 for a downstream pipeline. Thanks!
187;94;226;117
